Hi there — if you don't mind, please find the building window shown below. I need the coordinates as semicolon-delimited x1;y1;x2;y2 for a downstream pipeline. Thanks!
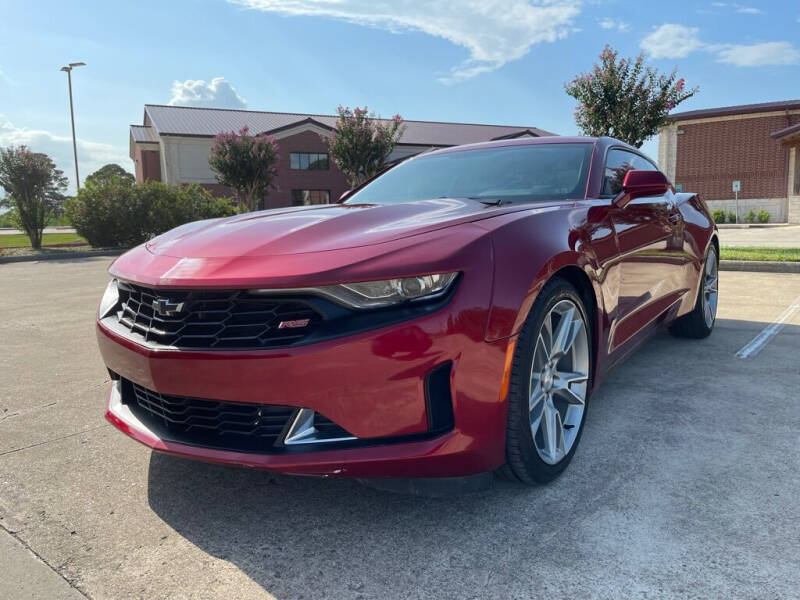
290;152;329;170
292;190;330;206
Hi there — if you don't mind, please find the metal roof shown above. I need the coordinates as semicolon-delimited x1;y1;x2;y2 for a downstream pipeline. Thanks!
139;104;555;146
129;125;159;143
667;99;800;122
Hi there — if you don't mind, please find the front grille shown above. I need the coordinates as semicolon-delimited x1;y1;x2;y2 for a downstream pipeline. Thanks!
115;281;321;349
123;380;353;453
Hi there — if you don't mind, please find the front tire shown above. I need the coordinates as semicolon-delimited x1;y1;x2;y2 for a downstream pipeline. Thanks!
669;245;718;339
503;278;592;485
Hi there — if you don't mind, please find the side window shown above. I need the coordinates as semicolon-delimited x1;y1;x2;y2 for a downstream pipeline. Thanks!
603;149;658;196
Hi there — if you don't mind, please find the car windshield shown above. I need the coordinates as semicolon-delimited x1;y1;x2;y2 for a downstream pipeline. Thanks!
346;142;593;205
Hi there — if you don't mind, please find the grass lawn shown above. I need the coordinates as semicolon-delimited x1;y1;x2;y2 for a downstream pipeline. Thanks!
0;232;87;249
720;246;800;262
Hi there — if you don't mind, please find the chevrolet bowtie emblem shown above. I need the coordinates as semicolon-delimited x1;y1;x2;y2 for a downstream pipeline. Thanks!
152;298;185;317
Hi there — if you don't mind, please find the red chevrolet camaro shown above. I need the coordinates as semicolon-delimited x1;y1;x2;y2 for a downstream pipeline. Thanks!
96;136;718;488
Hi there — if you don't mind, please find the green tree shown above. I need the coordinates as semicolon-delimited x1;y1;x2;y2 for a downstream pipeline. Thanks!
208;127;279;213
325;106;405;188
84;163;135;186
0;146;67;249
565;45;698;148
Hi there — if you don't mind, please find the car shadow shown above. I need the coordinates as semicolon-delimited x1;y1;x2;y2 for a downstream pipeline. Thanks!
146;318;800;598
146;452;547;597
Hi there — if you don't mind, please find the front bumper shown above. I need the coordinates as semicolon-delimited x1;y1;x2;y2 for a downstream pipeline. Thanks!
98;275;513;478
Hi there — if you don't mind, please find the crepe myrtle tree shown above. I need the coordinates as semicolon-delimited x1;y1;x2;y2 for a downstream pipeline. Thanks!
209;127;279;213
565;45;698;148
0;146;67;249
325;106;405;188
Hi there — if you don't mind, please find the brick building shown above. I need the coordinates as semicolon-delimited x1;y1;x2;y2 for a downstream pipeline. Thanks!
130;105;555;209
658;99;800;223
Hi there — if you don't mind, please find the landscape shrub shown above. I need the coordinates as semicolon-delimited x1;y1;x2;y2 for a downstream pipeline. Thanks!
0;209;18;228
757;209;770;224
711;209;725;224
65;177;235;248
726;210;737;223
743;209;757;224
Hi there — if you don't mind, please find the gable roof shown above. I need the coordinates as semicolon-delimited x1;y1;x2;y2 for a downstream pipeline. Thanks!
140;104;556;146
667;99;800;122
130;124;159;143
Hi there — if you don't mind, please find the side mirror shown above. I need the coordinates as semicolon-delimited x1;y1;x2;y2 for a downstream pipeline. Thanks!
338;189;353;203
616;170;670;207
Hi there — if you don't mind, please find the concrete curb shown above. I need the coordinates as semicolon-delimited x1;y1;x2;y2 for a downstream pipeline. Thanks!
0;249;123;265
720;260;800;273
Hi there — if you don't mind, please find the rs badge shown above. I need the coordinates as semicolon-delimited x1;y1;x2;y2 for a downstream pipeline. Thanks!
277;318;311;329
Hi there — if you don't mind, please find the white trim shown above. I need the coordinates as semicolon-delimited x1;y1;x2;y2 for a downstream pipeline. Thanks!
270;122;332;140
669;108;800;126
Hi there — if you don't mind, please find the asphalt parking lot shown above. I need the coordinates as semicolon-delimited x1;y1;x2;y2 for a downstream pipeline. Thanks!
1;257;799;600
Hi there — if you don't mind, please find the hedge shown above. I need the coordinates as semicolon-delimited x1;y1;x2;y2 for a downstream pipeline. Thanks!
64;177;235;248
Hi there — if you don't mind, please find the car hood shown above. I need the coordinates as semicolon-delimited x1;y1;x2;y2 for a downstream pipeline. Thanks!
145;198;539;258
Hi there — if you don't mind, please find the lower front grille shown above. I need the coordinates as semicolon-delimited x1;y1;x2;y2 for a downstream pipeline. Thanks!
122;380;353;453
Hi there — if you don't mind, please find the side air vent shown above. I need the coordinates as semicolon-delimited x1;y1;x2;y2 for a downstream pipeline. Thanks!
425;362;455;434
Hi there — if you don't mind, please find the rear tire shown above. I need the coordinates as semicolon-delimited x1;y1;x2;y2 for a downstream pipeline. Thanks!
503;278;592;485
669;245;718;339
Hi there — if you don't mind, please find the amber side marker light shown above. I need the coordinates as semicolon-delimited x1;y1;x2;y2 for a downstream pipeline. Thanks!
499;337;518;402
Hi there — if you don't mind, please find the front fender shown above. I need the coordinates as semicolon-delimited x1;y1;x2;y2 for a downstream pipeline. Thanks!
479;205;602;342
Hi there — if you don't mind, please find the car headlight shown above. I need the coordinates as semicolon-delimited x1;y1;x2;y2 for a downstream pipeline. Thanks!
320;272;459;309
98;279;119;318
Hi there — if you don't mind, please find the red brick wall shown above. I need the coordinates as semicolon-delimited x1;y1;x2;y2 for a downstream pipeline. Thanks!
141;150;161;182
133;146;161;183
675;113;799;200
269;130;351;208
199;130;351;209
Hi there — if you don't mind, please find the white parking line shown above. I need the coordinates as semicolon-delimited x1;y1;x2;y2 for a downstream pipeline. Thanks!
735;295;800;359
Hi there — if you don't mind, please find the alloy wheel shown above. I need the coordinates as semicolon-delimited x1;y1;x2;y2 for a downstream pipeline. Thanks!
702;249;719;328
529;299;590;465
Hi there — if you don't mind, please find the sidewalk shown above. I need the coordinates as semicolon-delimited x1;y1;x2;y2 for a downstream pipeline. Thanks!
0;227;77;236
718;224;800;247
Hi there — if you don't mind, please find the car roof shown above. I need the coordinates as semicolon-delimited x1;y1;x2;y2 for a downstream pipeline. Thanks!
420;135;636;157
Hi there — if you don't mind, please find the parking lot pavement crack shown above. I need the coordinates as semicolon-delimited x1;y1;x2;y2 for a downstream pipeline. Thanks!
0;424;107;458
0;522;92;599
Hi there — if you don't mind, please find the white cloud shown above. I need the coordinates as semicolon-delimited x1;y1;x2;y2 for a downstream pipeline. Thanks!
168;77;247;109
717;41;800;66
0;116;131;194
641;23;799;67
229;0;582;83
707;3;763;14
640;24;704;59
598;18;630;32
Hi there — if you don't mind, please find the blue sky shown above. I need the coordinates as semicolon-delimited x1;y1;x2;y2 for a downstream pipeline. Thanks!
1;0;798;192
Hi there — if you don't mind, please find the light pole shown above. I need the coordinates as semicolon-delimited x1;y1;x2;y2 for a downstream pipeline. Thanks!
60;62;85;190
